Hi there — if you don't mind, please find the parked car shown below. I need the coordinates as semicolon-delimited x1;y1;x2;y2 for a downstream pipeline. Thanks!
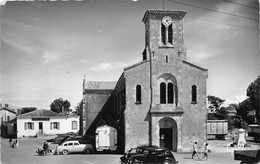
50;132;77;144
121;146;157;164
59;135;94;145
56;140;93;155
126;147;178;164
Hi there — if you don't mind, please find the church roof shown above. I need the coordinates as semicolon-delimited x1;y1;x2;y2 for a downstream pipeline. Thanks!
182;60;208;71
142;9;187;22
124;60;149;71
85;81;117;90
17;109;64;118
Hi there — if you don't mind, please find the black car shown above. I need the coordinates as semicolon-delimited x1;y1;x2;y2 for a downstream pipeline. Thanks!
121;146;159;164
126;147;178;164
47;132;77;144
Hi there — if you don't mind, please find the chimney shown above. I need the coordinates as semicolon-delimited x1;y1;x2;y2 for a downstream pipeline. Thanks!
5;104;9;108
17;109;22;115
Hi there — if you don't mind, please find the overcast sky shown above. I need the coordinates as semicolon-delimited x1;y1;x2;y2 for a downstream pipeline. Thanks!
1;0;259;110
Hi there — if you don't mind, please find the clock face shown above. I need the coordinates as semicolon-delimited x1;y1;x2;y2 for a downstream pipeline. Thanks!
162;16;172;26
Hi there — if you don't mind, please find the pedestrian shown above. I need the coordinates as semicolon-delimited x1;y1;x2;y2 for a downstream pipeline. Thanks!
201;143;209;160
47;142;52;155
43;141;48;155
191;142;199;159
9;138;13;147
13;139;19;148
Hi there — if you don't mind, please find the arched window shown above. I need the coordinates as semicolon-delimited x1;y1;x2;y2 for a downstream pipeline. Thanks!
160;83;166;104
168;24;173;44
168;83;173;104
161;23;166;45
191;85;197;103
136;85;141;103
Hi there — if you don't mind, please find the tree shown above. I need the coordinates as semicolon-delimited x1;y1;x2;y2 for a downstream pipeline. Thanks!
207;95;225;112
207;95;227;120
237;98;256;124
215;107;229;119
50;98;71;114
20;107;37;114
246;76;260;122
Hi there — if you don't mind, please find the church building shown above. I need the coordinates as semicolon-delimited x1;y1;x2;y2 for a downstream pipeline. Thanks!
82;9;208;152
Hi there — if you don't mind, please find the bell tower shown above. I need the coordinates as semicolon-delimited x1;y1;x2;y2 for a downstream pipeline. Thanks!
142;9;187;62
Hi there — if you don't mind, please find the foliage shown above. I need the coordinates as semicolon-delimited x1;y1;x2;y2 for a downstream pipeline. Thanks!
74;101;82;116
207;95;225;112
50;98;71;114
20;107;37;114
227;115;248;130
207;95;228;120
215;107;229;119
246;76;260;122
236;98;256;124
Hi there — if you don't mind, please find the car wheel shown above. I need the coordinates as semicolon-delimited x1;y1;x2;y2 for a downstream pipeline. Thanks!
126;158;132;164
163;160;172;164
62;150;69;155
85;148;91;154
133;159;141;164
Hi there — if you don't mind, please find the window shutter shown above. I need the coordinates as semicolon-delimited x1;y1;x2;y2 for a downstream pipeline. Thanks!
50;122;52;130
25;122;27;130
57;122;60;130
32;123;34;130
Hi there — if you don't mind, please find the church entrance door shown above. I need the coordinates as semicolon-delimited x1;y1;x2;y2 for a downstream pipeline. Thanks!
160;128;173;150
159;117;177;152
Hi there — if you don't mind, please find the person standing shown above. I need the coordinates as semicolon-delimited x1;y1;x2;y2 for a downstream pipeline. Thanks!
43;141;48;155
9;138;13;147
14;139;19;148
191;142;199;159
202;143;209;160
47;142;52;155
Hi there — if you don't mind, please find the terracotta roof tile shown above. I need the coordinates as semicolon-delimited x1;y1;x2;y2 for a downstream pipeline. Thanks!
17;109;62;118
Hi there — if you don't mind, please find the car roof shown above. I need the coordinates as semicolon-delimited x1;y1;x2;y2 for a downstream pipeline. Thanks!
137;146;170;152
63;140;79;144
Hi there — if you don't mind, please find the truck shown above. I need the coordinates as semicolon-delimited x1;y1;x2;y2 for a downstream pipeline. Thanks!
247;124;260;142
95;125;117;151
207;120;228;140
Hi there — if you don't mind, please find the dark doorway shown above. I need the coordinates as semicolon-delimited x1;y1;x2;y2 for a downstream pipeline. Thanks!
160;128;173;150
38;122;43;132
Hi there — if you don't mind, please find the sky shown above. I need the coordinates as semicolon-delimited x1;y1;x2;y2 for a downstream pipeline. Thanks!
0;0;259;110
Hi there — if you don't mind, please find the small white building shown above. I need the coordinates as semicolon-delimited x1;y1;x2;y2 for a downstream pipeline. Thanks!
17;109;80;138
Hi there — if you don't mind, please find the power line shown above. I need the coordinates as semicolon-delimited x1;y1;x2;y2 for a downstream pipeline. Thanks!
222;0;258;10
167;0;258;21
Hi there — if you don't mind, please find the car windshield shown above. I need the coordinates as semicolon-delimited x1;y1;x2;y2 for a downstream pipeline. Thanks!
136;148;143;153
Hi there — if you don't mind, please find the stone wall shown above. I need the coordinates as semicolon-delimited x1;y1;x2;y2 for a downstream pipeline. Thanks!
124;61;151;151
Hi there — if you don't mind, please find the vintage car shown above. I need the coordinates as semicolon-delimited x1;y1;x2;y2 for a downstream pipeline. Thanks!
48;132;77;144
56;140;93;155
121;146;178;164
120;146;159;164
127;147;178;164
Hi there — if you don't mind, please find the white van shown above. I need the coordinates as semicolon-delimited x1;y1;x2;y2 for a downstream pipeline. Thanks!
95;125;117;151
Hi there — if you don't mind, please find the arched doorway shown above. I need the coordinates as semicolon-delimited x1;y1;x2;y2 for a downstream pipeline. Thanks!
159;117;177;151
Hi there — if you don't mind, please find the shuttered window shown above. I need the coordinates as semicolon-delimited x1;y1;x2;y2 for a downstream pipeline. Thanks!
72;121;77;130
